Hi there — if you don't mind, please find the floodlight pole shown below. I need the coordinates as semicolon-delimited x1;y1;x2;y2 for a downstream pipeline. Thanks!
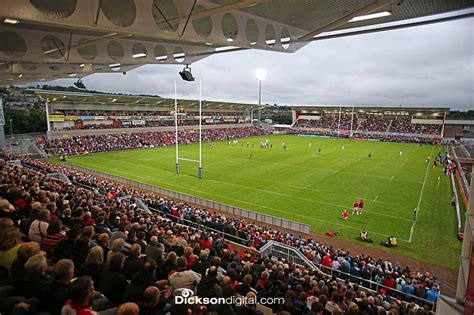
198;80;203;179
258;79;262;122
174;81;180;175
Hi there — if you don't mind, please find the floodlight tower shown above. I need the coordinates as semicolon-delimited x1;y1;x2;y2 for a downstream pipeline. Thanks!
256;69;266;122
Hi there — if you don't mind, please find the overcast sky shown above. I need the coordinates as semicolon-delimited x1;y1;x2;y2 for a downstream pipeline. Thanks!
49;17;473;110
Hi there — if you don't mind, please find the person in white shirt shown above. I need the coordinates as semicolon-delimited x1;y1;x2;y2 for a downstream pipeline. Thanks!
168;257;202;292
28;210;50;243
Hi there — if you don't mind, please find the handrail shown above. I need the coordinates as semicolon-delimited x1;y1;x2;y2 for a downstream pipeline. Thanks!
260;240;319;271
260;240;437;311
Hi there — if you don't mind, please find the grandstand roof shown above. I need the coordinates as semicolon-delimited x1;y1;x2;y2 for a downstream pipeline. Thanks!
290;105;450;114
33;89;263;111
1;0;472;84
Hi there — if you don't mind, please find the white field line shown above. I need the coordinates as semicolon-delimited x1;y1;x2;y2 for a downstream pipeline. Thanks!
389;175;394;182
408;146;434;243
72;159;411;242
374;195;379;202
72;157;413;224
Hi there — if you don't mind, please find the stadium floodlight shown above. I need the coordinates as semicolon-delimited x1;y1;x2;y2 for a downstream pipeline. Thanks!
179;65;195;81
74;79;86;89
349;11;391;23
256;69;266;81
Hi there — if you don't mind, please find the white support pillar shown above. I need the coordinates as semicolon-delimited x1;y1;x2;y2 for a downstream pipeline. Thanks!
349;105;355;137
45;100;51;132
174;81;180;174
198;80;203;179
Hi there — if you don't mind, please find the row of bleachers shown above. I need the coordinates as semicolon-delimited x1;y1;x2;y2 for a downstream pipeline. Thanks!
293;115;442;136
40;127;268;156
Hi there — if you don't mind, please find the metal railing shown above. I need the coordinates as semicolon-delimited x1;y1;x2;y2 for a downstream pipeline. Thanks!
260;240;437;312
59;162;311;235
260;240;319;271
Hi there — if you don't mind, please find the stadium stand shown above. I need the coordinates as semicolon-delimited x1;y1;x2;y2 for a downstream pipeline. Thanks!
0;151;441;314
290;107;446;143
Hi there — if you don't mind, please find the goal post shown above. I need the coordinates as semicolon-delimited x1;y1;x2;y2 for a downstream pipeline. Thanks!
174;80;203;179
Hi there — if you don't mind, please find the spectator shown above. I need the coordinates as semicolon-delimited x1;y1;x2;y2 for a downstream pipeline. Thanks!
145;236;164;265
48;259;75;314
0;226;22;273
97;252;128;306
61;276;98;315
168;257;202;292
80;246;105;284
123;243;144;280
28;209;50;243
40;220;64;257
10;242;40;282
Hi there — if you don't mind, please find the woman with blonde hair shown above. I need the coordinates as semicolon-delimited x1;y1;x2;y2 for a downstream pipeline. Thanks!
183;246;198;269
0;227;22;272
80;245;104;284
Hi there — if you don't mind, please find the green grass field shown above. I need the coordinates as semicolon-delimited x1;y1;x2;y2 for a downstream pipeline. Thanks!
65;135;461;270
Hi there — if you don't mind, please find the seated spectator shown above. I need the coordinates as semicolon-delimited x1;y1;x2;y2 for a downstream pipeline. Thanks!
123;244;144;280
28;209;50;243
47;259;75;314
108;238;126;263
145;236;164;265
40;220;64;257
96;233;110;258
80;246;105;284
168;257;202;292
124;258;158;303
158;252;177;280
117;302;140;315
61;276;98;315
18;252;49;300
0;226;22;273
191;249;211;277
197;265;222;298
97;252;128;306
139;286;164;315
237;274;255;297
10;242;40;282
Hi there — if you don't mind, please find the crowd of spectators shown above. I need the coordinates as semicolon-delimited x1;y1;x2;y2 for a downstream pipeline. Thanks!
388;118;441;135
40;127;267;156
0;152;440;314
292;116;442;138
358;117;391;133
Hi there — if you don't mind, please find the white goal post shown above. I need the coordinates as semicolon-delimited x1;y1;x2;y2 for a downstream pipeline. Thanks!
174;80;203;179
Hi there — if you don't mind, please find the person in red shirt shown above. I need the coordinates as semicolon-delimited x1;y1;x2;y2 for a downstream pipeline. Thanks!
352;201;359;215
358;199;365;215
321;253;331;268
382;273;396;289
341;210;349;220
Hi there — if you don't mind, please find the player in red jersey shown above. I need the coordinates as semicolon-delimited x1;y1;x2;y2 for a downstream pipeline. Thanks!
352;200;359;215
341;209;349;220
358;199;365;215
